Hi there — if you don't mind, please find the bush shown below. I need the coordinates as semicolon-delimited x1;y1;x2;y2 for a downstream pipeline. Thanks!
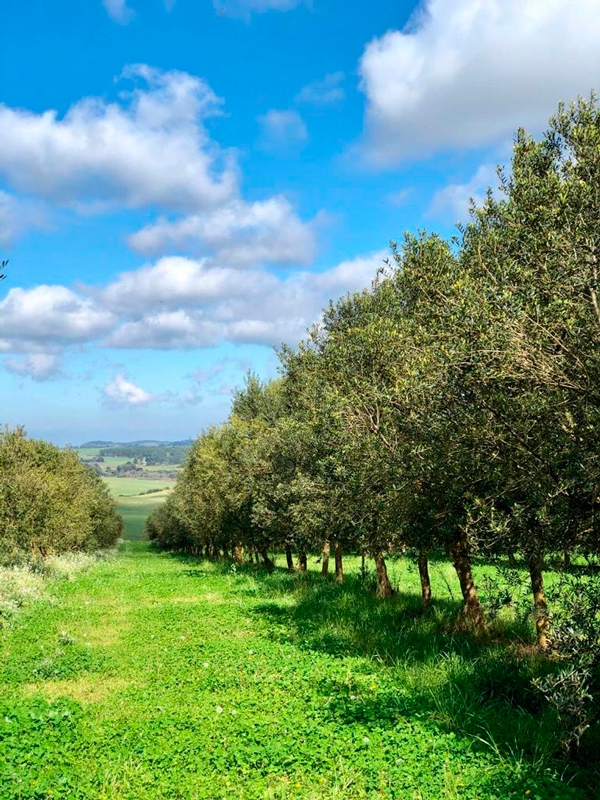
0;427;123;564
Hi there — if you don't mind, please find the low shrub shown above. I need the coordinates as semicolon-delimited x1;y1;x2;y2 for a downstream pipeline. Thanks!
0;427;123;564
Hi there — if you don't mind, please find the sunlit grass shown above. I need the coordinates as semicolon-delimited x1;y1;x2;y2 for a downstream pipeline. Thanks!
0;542;591;799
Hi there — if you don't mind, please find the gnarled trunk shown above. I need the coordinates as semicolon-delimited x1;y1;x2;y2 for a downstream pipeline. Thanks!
374;551;394;598
321;540;330;576
298;551;307;572
334;540;343;583
450;535;484;627
259;548;274;572
527;552;549;649
285;545;294;572
418;548;432;608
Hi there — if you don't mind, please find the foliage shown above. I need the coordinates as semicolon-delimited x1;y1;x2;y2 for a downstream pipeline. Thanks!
0;427;123;564
146;95;600;772
98;444;189;465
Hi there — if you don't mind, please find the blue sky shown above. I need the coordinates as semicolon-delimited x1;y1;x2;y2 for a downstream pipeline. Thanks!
1;0;600;444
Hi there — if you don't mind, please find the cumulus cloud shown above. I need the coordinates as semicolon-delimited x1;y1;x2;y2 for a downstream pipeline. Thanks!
104;250;386;349
103;0;134;24
98;256;253;315
0;64;237;212
0;285;115;352
107;310;222;349
0;191;48;247
359;0;600;164
387;189;412;207
0;251;384;356
128;197;317;264
430;163;499;221
103;373;167;406
5;353;63;382
257;110;308;152
296;73;345;106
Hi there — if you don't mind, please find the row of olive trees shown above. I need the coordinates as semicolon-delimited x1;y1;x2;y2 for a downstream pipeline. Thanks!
0;427;123;564
148;97;600;650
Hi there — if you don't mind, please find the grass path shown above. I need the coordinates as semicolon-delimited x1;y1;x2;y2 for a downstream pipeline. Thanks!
0;544;586;799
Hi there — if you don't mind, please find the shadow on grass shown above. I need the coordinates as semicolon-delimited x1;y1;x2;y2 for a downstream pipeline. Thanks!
160;547;598;795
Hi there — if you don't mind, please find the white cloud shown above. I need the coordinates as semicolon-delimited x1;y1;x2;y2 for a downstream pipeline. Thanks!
103;0;134;24
0;64;237;212
387;189;412;207
104;250;386;349
257;110;308;152
0;251;385;355
0;191;48;247
296;73;345;106
0;285;114;352
103;373;166;406
107;310;222;349
128;197;316;265
359;0;600;164
5;353;63;382
98;256;253;315
214;0;303;17
430;163;498;220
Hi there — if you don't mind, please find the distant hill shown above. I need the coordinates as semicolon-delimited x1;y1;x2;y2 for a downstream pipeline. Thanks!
77;439;193;449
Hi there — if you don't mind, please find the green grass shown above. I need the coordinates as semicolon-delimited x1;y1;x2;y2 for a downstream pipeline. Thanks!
102;476;176;497
100;474;174;541
116;490;173;541
75;447;102;458
0;543;591;800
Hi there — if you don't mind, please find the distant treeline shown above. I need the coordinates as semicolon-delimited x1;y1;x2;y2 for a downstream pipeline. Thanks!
99;445;189;465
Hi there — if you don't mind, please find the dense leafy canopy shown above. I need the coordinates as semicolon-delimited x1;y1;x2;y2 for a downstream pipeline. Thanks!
0;428;123;563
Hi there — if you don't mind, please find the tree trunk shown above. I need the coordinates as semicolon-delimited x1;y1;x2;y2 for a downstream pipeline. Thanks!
259;548;274;572
285;544;294;572
298;551;307;572
527;552;549;649
450;535;484;627
374;551;394;598
321;541;330;576
418;548;432;609
334;540;343;583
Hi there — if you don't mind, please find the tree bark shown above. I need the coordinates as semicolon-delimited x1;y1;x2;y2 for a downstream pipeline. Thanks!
285;545;295;572
374;551;394;598
527;552;549;649
298;551;307;572
450;535;484;627
259;548;274;572
334;540;343;583
321;540;330;576
418;548;432;609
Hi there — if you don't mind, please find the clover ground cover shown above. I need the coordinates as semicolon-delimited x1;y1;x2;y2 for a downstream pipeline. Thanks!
0;543;588;800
